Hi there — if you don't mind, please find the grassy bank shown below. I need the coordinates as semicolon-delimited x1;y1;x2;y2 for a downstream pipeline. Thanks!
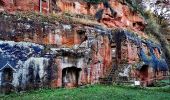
0;84;170;100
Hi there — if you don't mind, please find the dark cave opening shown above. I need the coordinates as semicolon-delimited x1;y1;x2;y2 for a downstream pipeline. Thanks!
62;67;82;87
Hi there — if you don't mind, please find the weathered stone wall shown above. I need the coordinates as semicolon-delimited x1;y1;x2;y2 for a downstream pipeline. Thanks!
56;0;146;37
0;0;146;37
0;12;113;91
0;40;52;92
114;30;168;86
0;0;168;91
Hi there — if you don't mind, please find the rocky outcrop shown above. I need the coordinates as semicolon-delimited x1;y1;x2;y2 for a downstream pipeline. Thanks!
0;0;169;93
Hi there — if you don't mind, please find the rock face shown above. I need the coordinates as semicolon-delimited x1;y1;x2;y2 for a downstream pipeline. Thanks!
0;12;113;91
0;0;50;14
56;0;146;36
0;0;168;93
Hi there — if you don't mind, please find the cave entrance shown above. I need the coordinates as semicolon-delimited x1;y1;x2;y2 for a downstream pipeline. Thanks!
1;67;14;94
139;65;149;86
2;68;13;83
62;67;82;88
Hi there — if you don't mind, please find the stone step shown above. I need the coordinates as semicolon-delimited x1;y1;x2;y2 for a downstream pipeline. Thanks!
99;65;118;84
